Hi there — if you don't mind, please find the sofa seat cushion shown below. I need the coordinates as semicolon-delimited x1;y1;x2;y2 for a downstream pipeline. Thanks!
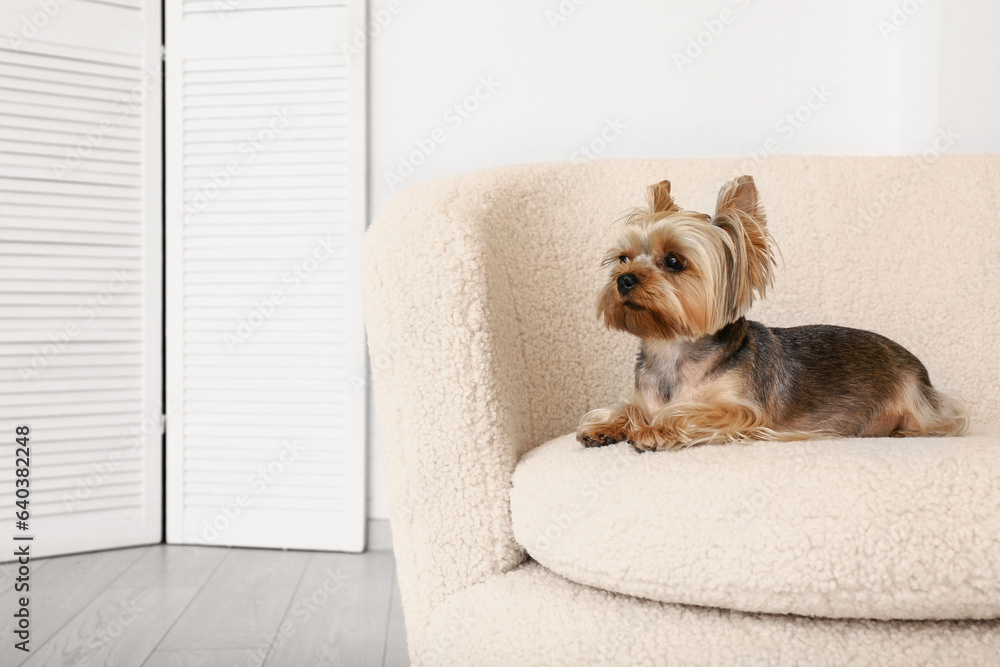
510;430;1000;621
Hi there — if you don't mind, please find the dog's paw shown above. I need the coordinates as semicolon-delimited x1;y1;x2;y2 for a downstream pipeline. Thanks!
577;426;624;448
627;426;677;453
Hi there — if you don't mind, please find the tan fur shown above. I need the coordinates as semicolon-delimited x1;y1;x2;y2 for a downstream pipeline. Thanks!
577;402;647;446
629;400;823;452
580;365;823;452
648;179;680;214
893;378;969;437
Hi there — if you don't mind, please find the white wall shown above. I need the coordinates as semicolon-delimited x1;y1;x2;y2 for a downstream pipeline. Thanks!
365;0;999;519
940;1;1000;153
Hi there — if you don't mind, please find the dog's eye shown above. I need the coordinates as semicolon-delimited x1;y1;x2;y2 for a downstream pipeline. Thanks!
618;254;628;263
662;253;685;272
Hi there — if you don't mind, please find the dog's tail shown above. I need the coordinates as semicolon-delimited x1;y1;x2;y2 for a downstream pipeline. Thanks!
901;382;969;436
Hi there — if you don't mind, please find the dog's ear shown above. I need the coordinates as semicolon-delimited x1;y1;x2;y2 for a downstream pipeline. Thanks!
715;175;764;224
647;179;680;214
713;175;774;299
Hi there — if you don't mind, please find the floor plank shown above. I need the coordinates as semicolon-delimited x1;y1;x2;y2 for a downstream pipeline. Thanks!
157;547;312;652
0;546;149;667
382;572;409;667
262;550;396;667
0;559;19;595
22;586;199;667
112;545;229;590
142;648;250;666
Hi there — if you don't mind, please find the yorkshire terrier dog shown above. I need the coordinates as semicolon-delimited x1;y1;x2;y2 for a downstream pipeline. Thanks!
577;176;967;452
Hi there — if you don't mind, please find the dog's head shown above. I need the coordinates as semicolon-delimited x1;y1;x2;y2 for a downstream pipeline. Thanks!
598;176;775;340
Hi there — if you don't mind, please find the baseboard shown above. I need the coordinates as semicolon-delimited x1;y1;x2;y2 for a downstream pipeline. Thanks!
366;518;393;551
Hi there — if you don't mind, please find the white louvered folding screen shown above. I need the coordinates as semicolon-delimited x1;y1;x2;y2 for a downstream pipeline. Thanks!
165;0;367;551
0;0;163;558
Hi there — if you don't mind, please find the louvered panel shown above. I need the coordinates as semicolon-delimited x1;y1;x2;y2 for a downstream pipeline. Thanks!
0;134;142;158
184;76;347;93
0;378;143;395
80;0;143;9
0;0;162;559
184;328;351;343
0;117;144;143
0;168;143;191
1;352;143;369
4;445;142;468
0;265;139;281
184;173;344;187
4;208;143;226
0;279;142;293
0;253;143;269
0;51;144;84
0;493;146;520
184;0;346;13
0;91;131;116
0;177;144;198
0;342;143;359
184;387;346;402
1;60;140;89
1;186;143;206
21;423;147;443
181;271;348;285
183;152;348;169
1;307;141;322
0;456;143;481
1;75;141;106
183;66;345;85
5;388;145;406
184;103;343;120
0;231;142;249
1;368;143;385
166;0;366;552
0;220;145;236
184;469;343;484
0;296;144;310
0;112;142;139
182;223;342;238
2;134;140;156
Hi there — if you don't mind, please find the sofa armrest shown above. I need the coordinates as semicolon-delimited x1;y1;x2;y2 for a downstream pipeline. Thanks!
362;176;535;627
363;160;656;641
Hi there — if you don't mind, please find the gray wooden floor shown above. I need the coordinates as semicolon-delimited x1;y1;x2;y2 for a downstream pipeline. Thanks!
0;545;408;667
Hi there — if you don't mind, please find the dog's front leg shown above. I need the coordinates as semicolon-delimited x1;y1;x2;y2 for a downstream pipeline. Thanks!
576;402;647;448
628;402;778;452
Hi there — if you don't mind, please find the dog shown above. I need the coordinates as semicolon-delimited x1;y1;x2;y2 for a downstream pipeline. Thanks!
577;176;967;452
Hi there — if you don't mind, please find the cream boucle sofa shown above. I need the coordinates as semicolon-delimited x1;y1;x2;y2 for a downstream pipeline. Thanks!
362;156;1000;666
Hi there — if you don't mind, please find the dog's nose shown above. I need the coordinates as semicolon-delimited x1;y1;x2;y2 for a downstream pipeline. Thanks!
617;273;639;295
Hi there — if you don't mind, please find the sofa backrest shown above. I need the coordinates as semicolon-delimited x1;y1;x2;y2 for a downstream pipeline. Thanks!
462;155;999;443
